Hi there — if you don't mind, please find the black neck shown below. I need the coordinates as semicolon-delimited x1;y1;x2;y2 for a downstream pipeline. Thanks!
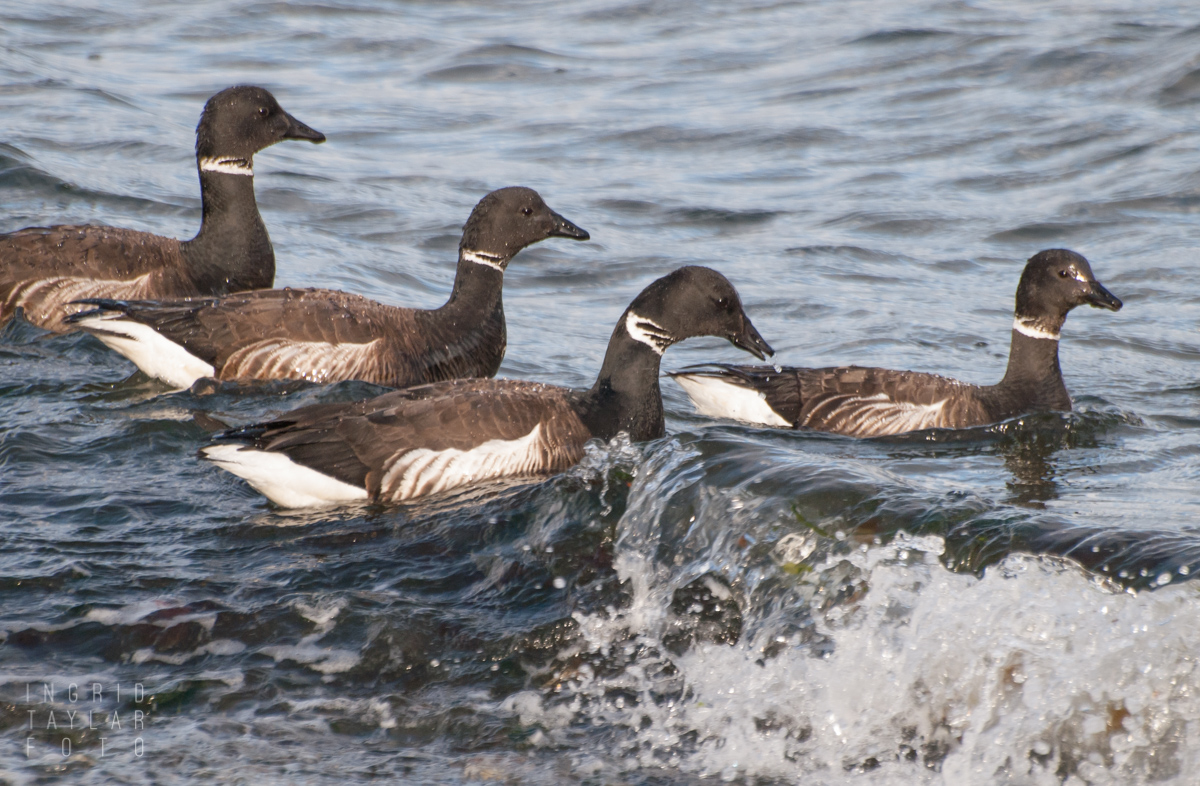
981;329;1071;418
570;318;668;442
413;254;509;377
179;167;274;293
437;253;507;316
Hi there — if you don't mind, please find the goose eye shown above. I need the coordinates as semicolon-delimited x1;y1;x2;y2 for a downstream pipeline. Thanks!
257;106;269;118
1058;269;1070;278
716;297;730;309
521;207;532;216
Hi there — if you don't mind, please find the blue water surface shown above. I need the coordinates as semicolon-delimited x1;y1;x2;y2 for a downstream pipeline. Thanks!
2;1;1200;783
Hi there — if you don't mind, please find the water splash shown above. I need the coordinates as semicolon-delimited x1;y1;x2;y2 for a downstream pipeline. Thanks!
504;447;1200;784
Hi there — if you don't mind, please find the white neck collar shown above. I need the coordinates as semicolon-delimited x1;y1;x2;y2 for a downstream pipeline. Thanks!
1013;317;1059;341
462;249;505;272
199;156;253;176
625;311;673;355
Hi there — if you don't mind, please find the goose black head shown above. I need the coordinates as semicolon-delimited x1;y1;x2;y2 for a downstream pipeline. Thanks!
459;187;590;269
195;86;325;165
1013;249;1122;337
623;266;774;359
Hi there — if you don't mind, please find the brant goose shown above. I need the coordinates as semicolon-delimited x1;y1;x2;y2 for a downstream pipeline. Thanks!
67;187;589;389
671;249;1122;438
201;266;773;507
0;86;325;332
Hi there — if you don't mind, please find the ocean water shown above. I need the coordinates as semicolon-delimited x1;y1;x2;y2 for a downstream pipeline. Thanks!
2;1;1200;783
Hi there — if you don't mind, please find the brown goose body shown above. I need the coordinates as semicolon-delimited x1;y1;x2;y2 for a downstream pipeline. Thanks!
672;249;1123;438
202;266;774;508
676;362;1023;438
69;187;588;389
73;285;507;388
0;86;324;333
209;379;593;506
1;227;196;331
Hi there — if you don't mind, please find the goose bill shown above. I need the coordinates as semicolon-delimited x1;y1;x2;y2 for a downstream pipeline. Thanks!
1084;280;1122;311
281;113;326;143
548;210;590;240
730;318;774;360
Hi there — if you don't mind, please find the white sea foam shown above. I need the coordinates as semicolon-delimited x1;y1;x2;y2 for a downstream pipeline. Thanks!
256;598;359;675
131;639;246;666
295;597;347;633
83;600;176;626
260;638;360;675
510;527;1200;784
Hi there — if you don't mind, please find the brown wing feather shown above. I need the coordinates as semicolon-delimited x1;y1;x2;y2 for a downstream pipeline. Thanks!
237;379;592;501
795;366;991;437
1;225;190;331
94;288;506;387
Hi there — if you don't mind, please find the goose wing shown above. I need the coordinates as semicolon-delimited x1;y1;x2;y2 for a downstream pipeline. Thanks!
207;379;592;504
1;226;186;330
674;363;990;437
73;288;506;387
75;288;415;385
794;366;987;437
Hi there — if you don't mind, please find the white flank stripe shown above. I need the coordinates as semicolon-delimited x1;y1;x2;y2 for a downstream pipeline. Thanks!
624;311;672;355
1012;318;1060;341
223;338;382;383
829;393;949;437
74;313;215;389
672;373;791;427
461;249;505;272
202;444;369;508
198;156;253;176
380;424;546;502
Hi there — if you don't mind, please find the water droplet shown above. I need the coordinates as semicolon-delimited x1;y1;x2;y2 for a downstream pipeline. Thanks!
553;577;566;589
